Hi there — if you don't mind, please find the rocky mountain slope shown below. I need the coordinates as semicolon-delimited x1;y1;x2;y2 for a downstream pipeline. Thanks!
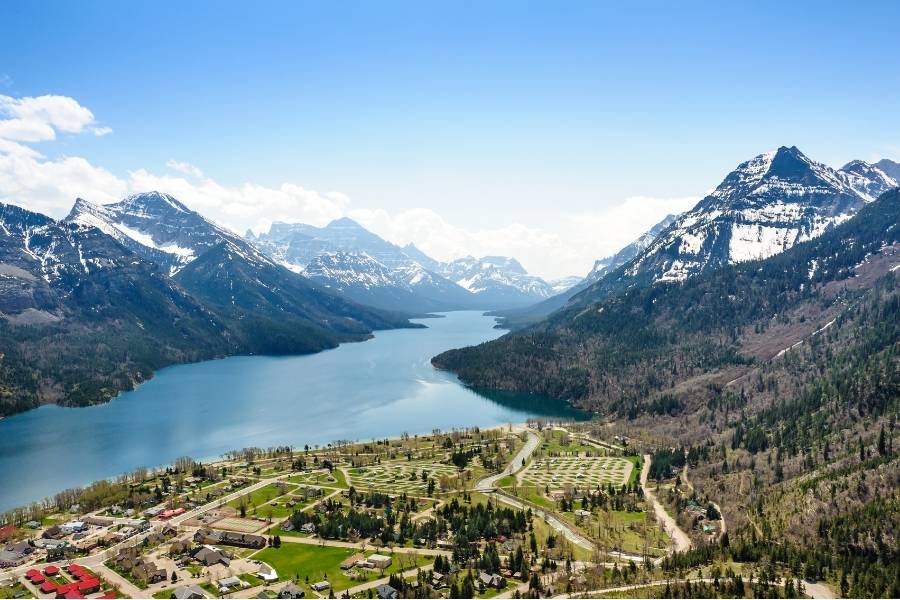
563;147;896;312
491;214;679;328
433;186;900;413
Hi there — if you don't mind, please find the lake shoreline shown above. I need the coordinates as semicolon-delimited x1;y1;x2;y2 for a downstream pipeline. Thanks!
0;311;587;512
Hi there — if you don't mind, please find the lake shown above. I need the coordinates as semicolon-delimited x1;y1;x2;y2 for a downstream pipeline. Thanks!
0;311;587;512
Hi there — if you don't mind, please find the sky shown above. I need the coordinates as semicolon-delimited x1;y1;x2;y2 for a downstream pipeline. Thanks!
1;1;899;279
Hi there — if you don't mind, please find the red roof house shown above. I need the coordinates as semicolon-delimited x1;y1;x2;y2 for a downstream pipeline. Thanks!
40;581;59;594
30;574;46;584
77;578;100;594
45;565;60;575
63;592;85;600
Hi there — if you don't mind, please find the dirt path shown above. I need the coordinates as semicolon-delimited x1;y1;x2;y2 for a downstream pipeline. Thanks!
552;576;835;599
641;454;692;554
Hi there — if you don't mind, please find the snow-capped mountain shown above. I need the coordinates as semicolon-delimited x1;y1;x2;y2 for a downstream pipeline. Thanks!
439;255;555;307
65;191;410;337
490;213;682;327
301;250;475;313
249;218;556;311
249;217;418;272
585;213;679;285
66;192;267;275
249;218;485;313
874;158;900;183
575;146;898;304
548;276;582;295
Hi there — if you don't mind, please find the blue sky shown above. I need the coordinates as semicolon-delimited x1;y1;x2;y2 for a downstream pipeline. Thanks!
1;1;899;278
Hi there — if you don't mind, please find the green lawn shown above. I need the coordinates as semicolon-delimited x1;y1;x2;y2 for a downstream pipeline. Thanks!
228;483;296;511
0;584;29;599
624;455;642;486
253;544;430;594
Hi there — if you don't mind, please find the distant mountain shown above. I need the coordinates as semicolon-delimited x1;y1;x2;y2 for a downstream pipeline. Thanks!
301;250;478;314
249;218;555;312
875;158;900;182
572;146;896;306
438;255;555;308
548;276;582;295
584;213;679;284
491;213;680;328
0;193;418;417
401;242;443;272
249;218;479;313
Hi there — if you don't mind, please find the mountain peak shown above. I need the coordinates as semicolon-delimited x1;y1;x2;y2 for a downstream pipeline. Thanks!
120;191;191;214
326;216;363;229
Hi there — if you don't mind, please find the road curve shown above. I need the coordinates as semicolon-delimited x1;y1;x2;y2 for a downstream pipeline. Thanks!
477;430;540;491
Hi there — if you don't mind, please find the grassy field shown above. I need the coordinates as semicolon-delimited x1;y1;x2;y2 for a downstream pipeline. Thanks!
227;482;296;511
289;468;348;488
253;543;431;594
521;455;633;490
348;460;458;496
624;455;642;486
560;508;670;557
540;429;603;456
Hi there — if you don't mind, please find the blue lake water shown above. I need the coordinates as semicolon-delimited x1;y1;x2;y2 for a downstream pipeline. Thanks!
0;311;586;512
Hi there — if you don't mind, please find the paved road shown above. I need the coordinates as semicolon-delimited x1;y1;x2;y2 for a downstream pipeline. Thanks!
476;430;540;491
640;454;692;555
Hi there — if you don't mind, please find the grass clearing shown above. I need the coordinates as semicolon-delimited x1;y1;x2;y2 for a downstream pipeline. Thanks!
254;543;430;594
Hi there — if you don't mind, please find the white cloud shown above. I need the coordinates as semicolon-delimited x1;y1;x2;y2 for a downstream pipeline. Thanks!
348;195;698;280
0;91;701;280
166;159;204;178
0;94;99;141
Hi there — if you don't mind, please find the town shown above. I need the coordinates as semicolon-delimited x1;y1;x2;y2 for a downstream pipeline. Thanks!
2;422;785;599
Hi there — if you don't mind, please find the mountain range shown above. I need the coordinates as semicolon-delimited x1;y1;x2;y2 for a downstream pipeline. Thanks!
0;193;415;417
498;148;898;329
248;218;563;313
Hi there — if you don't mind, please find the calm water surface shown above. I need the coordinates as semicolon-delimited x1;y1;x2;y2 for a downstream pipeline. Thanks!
0;311;586;511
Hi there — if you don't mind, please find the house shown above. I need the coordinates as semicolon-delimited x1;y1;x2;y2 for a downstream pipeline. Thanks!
280;583;305;598
299;523;315;534
173;584;205;599
43;525;63;539
25;520;41;529
39;580;58;595
44;565;60;576
340;553;366;570
194;528;266;549
478;573;506;590
311;581;330;592
431;572;445;587
376;584;398;599
83;516;113;527
217;576;244;592
60;521;86;535
574;509;591;523
169;539;192;556
299;487;322;499
367;554;392;569
192;545;231;567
